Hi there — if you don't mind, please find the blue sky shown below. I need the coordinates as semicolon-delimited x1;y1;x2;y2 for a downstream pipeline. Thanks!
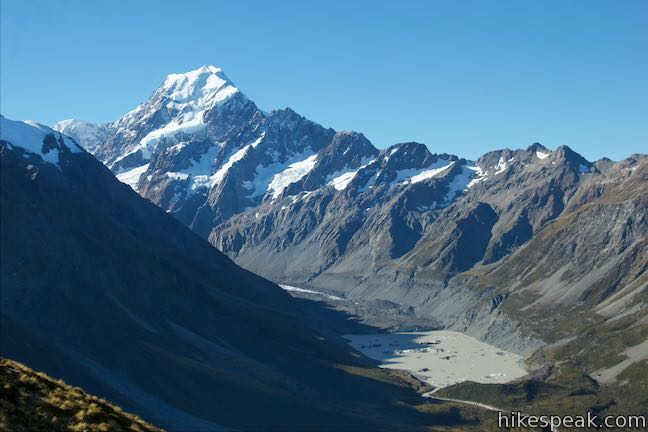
1;0;646;160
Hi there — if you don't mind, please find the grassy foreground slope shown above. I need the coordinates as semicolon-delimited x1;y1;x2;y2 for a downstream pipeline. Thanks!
1;357;163;432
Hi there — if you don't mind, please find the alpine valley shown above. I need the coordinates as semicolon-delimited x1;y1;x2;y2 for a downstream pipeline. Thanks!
54;65;648;418
1;115;491;431
1;65;646;430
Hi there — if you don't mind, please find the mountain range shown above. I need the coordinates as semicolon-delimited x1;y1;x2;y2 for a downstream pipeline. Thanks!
1;64;645;427
55;64;646;353
0;115;486;430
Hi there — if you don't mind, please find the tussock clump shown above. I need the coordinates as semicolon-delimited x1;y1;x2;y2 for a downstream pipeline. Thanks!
0;357;163;432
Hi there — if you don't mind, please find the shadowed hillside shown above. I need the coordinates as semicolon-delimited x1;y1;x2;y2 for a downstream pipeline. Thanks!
0;117;489;431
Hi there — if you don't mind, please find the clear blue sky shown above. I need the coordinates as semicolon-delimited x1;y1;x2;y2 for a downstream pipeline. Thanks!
2;0;646;160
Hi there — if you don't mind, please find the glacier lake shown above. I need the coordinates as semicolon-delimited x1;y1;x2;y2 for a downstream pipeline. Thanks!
344;330;528;392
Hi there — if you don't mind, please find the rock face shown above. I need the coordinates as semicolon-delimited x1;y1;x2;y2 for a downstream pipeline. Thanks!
58;66;647;359
1;117;478;431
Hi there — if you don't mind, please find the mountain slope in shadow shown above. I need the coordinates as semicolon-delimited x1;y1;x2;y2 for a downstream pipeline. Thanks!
0;116;482;431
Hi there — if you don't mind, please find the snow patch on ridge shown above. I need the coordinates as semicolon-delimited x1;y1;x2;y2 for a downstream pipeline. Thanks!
163;135;264;195
466;165;486;188
408;162;454;184
384;147;400;162
116;163;150;191
494;157;508;175
443;164;485;205
114;114;207;167
391;159;454;185
267;154;318;199
210;144;253;186
202;134;265;190
177;145;221;193
245;150;318;199
139;118;206;154
327;158;376;191
328;170;358;191
536;150;551;160
1;116;83;168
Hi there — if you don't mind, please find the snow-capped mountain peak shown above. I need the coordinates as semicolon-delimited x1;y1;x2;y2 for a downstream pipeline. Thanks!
161;65;239;112
57;67;603;249
99;65;254;172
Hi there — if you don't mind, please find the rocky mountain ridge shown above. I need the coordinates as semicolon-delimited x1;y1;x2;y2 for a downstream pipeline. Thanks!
55;66;647;361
